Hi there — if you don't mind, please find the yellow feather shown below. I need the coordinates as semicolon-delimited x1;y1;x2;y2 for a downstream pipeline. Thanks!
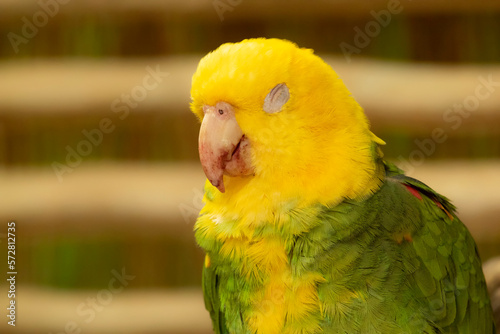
245;237;288;274
247;273;288;334
204;254;211;268
219;237;246;261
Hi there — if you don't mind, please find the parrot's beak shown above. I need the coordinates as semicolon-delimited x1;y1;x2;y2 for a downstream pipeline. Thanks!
198;102;254;193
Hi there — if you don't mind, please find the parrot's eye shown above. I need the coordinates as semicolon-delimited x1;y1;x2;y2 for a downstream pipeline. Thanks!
263;83;289;114
218;109;224;115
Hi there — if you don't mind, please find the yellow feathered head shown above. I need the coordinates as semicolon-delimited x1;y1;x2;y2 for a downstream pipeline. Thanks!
191;38;384;207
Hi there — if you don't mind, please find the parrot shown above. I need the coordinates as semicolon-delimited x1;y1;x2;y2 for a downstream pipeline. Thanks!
190;38;496;334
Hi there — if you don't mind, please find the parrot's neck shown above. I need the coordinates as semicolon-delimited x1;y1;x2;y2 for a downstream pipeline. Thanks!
201;140;385;232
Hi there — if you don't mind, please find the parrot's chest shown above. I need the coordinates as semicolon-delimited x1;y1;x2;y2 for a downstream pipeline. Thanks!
209;235;324;334
211;232;291;330
195;193;417;333
196;209;328;334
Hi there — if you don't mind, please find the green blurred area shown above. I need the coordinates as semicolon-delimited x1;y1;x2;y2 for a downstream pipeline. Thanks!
1;11;500;61
24;234;203;289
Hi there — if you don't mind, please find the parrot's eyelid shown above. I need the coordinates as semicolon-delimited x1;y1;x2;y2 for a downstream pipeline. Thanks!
263;83;289;114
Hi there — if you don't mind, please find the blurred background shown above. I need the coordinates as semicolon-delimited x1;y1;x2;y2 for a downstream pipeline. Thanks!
0;0;499;333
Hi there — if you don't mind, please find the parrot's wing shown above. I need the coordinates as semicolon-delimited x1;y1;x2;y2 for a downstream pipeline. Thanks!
387;166;495;333
202;259;229;334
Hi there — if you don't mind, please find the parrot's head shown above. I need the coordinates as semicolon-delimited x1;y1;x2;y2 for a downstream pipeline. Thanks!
191;38;384;214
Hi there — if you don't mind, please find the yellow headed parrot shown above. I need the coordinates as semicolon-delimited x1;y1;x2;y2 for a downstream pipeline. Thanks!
190;38;495;334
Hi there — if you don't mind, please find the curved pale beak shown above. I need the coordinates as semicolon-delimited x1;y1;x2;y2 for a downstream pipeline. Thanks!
198;102;254;193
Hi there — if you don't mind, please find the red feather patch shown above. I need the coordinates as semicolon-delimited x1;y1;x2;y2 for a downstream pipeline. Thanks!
404;184;422;200
403;183;454;221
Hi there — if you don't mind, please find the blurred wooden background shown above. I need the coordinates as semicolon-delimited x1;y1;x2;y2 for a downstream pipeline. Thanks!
0;0;499;333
